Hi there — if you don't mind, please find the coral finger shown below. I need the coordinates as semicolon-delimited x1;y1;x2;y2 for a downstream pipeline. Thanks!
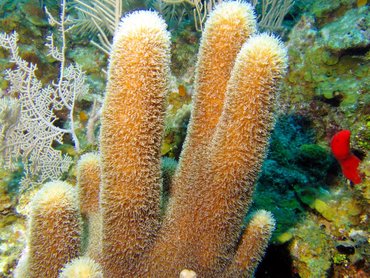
224;210;275;277
170;1;256;201
189;33;287;272
59;257;103;278
26;182;81;278
76;153;102;261
100;11;171;277
77;153;101;216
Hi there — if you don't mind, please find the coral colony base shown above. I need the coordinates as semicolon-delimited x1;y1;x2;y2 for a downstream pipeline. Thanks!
14;2;287;277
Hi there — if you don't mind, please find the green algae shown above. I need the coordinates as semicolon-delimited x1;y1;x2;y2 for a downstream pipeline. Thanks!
290;218;334;278
319;6;370;52
252;115;336;243
161;86;192;159
333;253;348;265
253;114;369;277
280;1;370;159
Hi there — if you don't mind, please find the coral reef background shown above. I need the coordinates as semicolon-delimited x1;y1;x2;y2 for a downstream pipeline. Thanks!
0;0;369;277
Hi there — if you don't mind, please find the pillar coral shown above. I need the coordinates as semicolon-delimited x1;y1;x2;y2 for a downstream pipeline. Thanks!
99;10;171;277
99;1;287;276
16;182;81;278
76;153;102;260
59;257;103;278
16;1;288;277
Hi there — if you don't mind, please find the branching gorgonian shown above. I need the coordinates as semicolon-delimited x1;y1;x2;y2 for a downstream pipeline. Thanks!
0;0;88;191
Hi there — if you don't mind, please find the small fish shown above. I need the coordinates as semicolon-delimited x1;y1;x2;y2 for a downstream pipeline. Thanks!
79;111;89;123
178;84;187;97
331;130;362;184
357;0;367;8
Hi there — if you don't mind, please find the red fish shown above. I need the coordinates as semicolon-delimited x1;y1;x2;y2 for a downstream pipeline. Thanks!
331;130;362;184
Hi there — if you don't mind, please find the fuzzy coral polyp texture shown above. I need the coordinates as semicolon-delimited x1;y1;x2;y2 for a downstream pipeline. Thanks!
16;2;288;278
331;130;362;184
99;2;286;276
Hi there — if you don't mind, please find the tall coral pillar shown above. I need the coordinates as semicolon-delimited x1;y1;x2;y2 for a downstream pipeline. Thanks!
27;182;81;278
99;11;171;277
170;1;256;201
76;153;102;260
225;210;276;277
192;34;287;272
148;5;287;277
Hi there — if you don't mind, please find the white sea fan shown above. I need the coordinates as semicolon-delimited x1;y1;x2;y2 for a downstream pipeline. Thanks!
0;1;89;191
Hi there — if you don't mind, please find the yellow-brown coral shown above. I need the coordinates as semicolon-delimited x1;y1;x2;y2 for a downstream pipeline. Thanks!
59;257;103;278
16;182;81;278
99;10;171;277
16;2;287;277
76;153;102;260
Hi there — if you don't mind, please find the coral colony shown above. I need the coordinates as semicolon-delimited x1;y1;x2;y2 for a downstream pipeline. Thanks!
14;2;287;277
